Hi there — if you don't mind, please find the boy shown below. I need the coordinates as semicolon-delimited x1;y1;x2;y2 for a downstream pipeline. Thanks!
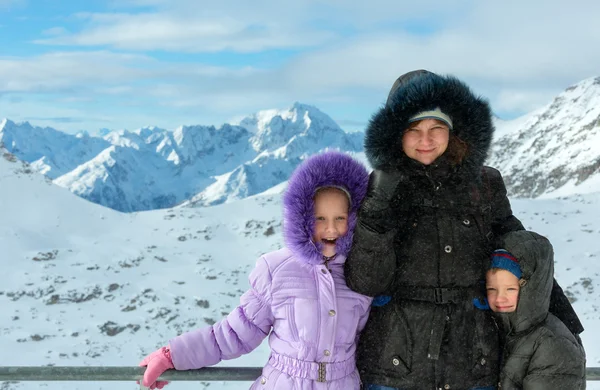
486;231;586;389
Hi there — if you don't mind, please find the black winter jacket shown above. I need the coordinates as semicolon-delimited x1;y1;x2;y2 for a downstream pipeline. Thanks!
344;70;583;390
494;231;586;390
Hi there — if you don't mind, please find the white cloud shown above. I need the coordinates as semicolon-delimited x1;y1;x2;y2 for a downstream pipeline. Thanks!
278;1;600;114
0;51;154;93
41;26;68;36
34;7;337;53
494;88;563;113
3;0;600;131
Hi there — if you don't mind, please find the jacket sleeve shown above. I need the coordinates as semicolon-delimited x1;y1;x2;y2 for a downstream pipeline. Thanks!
344;221;397;297
522;333;586;390
169;256;274;370
549;280;585;335
485;166;525;237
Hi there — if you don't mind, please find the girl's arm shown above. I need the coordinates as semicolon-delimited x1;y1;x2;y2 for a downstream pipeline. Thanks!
169;256;274;370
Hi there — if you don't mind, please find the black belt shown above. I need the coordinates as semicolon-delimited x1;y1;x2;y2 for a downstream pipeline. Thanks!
394;285;476;304
394;285;481;361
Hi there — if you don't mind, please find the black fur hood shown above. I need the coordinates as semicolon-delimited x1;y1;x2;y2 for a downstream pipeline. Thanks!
365;70;494;177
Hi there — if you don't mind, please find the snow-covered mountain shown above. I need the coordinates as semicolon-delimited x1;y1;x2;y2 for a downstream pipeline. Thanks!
488;76;600;198
1;147;599;390
0;118;110;178
1;103;363;212
3;76;600;213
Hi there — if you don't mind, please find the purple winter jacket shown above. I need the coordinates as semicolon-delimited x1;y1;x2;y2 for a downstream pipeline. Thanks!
169;151;372;389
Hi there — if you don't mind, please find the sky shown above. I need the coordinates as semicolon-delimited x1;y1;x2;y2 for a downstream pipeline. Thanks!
1;0;600;134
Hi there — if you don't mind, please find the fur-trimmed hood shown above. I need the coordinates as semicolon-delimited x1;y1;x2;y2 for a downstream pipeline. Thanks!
365;70;494;176
283;151;369;265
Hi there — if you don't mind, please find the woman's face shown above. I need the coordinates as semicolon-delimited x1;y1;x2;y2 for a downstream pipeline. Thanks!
402;118;450;165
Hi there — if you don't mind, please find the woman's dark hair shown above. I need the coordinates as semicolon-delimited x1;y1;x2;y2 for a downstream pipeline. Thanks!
445;134;469;165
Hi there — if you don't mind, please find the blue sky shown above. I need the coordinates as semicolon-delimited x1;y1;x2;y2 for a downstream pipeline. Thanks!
1;0;599;133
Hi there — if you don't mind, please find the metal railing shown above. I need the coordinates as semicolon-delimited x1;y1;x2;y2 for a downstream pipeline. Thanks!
0;366;599;385
0;366;261;382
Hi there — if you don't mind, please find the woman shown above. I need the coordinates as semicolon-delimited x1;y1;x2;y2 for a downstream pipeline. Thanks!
344;70;583;390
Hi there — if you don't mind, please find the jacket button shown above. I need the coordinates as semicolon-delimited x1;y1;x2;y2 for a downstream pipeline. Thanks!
392;357;400;366
444;385;450;389
463;219;470;225
321;268;328;274
324;349;331;356
260;377;266;384
444;245;452;253
329;310;336;316
480;358;486;365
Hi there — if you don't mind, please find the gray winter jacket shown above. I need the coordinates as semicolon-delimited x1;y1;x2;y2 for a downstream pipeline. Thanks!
495;231;586;390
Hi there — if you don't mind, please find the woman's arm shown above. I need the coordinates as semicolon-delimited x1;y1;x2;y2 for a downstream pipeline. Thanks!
485;166;525;237
345;170;400;297
488;167;585;336
345;223;397;296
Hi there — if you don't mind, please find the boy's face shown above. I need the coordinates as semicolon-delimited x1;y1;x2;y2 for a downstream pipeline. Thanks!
313;190;349;257
486;269;520;313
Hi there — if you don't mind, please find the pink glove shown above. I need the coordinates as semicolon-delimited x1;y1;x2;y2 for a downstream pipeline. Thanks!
138;346;175;389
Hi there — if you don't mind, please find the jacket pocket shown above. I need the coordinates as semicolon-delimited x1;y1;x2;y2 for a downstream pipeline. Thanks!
358;302;413;376
271;299;299;343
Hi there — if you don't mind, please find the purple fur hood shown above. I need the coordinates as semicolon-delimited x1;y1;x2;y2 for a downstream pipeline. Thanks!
283;151;369;265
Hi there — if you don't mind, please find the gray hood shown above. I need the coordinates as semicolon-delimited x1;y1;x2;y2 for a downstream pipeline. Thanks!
494;231;554;334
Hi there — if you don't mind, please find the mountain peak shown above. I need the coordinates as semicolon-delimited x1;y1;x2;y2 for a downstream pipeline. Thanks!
0;118;32;131
235;102;345;152
557;76;600;103
487;74;600;198
290;101;320;113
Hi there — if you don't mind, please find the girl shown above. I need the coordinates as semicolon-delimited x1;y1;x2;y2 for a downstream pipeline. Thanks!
139;150;372;389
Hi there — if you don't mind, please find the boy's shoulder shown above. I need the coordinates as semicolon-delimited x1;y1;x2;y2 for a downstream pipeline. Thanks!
526;314;584;361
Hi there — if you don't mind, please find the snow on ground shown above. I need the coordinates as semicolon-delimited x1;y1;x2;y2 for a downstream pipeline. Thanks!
1;150;598;389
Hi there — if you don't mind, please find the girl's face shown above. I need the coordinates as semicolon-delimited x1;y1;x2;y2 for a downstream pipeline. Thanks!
402;118;450;165
312;190;349;257
486;269;520;313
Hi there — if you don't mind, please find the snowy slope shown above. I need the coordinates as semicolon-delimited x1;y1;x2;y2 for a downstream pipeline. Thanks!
488;76;600;198
1;148;599;389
